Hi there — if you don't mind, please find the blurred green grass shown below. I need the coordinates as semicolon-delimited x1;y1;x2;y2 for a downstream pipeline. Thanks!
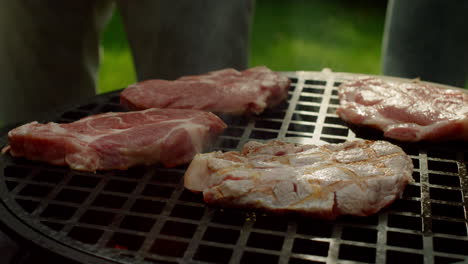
98;0;387;93
98;10;136;94
249;0;386;73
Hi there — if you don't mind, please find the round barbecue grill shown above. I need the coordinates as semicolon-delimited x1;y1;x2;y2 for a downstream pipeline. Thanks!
0;70;467;264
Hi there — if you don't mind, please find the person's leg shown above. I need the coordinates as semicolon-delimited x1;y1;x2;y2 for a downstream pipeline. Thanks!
116;0;254;81
381;0;468;87
0;0;113;126
0;230;18;264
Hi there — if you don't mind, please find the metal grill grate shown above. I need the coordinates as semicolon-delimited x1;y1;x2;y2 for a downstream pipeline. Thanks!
1;70;467;264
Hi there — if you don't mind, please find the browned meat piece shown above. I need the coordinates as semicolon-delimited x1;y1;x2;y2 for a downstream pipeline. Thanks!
184;140;414;219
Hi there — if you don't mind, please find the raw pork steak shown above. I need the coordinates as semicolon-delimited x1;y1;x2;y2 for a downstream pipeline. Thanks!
337;77;468;141
5;109;226;171
184;140;413;219
120;66;290;115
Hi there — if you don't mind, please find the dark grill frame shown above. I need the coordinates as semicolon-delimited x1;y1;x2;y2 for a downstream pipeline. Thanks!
1;70;467;264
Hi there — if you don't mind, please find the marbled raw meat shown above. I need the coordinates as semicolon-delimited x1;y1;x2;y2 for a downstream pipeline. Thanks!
120;66;290;115
336;77;468;141
5;108;226;171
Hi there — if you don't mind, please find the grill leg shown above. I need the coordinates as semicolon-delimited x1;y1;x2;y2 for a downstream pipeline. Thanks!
0;230;18;264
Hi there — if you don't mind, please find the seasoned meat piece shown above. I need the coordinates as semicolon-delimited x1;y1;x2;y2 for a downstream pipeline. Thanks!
336;77;468;141
184;140;413;219
5;108;226;171
120;66;290;115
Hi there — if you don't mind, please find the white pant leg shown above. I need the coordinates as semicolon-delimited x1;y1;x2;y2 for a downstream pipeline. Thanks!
116;0;255;81
382;0;468;87
0;0;113;126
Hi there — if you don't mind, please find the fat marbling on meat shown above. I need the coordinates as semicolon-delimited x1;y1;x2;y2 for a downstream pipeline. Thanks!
120;66;290;115
184;140;413;219
336;77;468;141
5;108;226;171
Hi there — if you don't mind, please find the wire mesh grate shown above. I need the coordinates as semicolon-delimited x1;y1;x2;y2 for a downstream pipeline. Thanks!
1;70;467;264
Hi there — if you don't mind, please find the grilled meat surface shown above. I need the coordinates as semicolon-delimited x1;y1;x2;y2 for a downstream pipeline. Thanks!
120;66;290;115
6;108;226;171
184;140;414;219
337;77;468;142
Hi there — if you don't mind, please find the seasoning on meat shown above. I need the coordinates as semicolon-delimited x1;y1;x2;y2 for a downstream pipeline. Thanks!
6;108;226;171
337;77;468;141
184;139;414;219
120;66;290;115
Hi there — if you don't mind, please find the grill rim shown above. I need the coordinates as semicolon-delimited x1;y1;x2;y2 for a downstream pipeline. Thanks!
0;90;127;264
0;194;118;264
